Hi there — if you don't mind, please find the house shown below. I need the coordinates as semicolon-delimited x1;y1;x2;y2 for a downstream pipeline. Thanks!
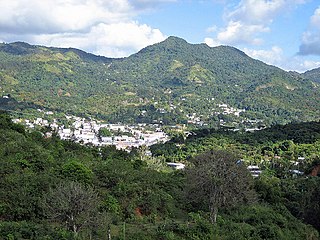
247;165;262;177
289;169;304;177
167;162;185;170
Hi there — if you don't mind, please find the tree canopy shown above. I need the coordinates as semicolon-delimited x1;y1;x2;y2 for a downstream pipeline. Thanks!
0;111;319;239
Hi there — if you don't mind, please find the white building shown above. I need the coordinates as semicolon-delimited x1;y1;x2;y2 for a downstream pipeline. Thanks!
167;162;185;170
247;165;262;177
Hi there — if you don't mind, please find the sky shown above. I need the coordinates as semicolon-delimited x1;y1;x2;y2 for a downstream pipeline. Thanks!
0;0;320;72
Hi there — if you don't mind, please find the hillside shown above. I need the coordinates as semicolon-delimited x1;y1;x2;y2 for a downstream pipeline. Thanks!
303;67;320;83
0;37;319;127
1;111;319;239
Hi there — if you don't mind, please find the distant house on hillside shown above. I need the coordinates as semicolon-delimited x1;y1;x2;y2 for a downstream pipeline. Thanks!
167;162;185;170
247;165;262;177
289;169;304;177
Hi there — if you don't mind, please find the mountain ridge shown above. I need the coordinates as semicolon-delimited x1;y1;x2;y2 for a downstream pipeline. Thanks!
0;36;319;127
1;37;316;72
0;41;113;63
303;67;320;83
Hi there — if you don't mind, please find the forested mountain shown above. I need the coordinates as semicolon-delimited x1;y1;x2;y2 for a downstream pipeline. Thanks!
2;38;320;239
0;37;319;126
303;67;320;83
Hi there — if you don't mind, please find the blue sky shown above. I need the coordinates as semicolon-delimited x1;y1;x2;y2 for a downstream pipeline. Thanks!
0;0;320;72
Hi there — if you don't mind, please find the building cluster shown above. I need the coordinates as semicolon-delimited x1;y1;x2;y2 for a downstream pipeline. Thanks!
186;103;246;126
13;114;169;150
216;103;245;117
186;113;204;125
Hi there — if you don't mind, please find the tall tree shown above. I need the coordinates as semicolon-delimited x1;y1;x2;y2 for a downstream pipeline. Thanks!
186;150;256;223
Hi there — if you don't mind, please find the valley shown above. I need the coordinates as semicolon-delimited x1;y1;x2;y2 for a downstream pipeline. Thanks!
1;37;320;239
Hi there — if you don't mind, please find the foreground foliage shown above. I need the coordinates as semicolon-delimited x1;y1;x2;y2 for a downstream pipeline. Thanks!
0;111;319;239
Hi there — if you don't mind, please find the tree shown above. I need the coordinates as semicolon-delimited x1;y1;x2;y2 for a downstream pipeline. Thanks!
42;181;99;237
185;150;256;223
98;127;112;137
61;160;93;184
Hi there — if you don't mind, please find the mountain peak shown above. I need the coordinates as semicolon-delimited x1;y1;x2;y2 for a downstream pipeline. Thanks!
163;36;188;45
135;36;252;65
153;36;190;52
158;36;247;57
135;36;190;56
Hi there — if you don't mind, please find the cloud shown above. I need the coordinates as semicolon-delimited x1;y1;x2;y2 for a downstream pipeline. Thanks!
301;60;320;70
0;0;133;34
204;37;220;47
310;7;320;26
243;45;320;72
299;6;320;55
206;0;307;46
0;0;168;57
283;58;320;72
227;0;286;24
130;0;177;10
217;21;269;45
243;46;284;66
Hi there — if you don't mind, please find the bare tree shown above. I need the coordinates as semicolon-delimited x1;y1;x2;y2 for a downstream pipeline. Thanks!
42;181;99;236
186;150;256;224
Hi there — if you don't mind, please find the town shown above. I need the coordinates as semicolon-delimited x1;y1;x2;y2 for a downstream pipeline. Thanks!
12;111;170;151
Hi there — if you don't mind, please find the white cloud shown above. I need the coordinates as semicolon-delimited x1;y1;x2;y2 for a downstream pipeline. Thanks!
310;7;320;27
243;46;320;72
282;58;320;72
299;6;320;55
243;46;284;66
207;0;307;46
90;22;166;57
204;37;221;47
216;21;269;45
0;0;133;34
301;60;320;70
0;0;170;57
227;0;286;25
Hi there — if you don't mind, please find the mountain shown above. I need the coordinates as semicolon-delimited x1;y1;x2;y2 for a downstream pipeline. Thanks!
0;41;112;62
0;37;319;126
303;67;320;83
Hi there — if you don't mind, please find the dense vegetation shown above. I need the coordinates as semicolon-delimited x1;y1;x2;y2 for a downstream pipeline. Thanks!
0;37;320;126
1;111;320;239
303;67;320;83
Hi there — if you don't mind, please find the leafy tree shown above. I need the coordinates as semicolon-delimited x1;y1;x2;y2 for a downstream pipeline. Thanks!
61;161;93;184
98;127;112;137
185;150;256;223
254;176;283;204
0;110;14;129
281;177;320;232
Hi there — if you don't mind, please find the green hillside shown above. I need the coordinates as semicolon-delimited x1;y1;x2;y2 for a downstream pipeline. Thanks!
1;111;319;239
0;37;319;126
303;67;320;83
